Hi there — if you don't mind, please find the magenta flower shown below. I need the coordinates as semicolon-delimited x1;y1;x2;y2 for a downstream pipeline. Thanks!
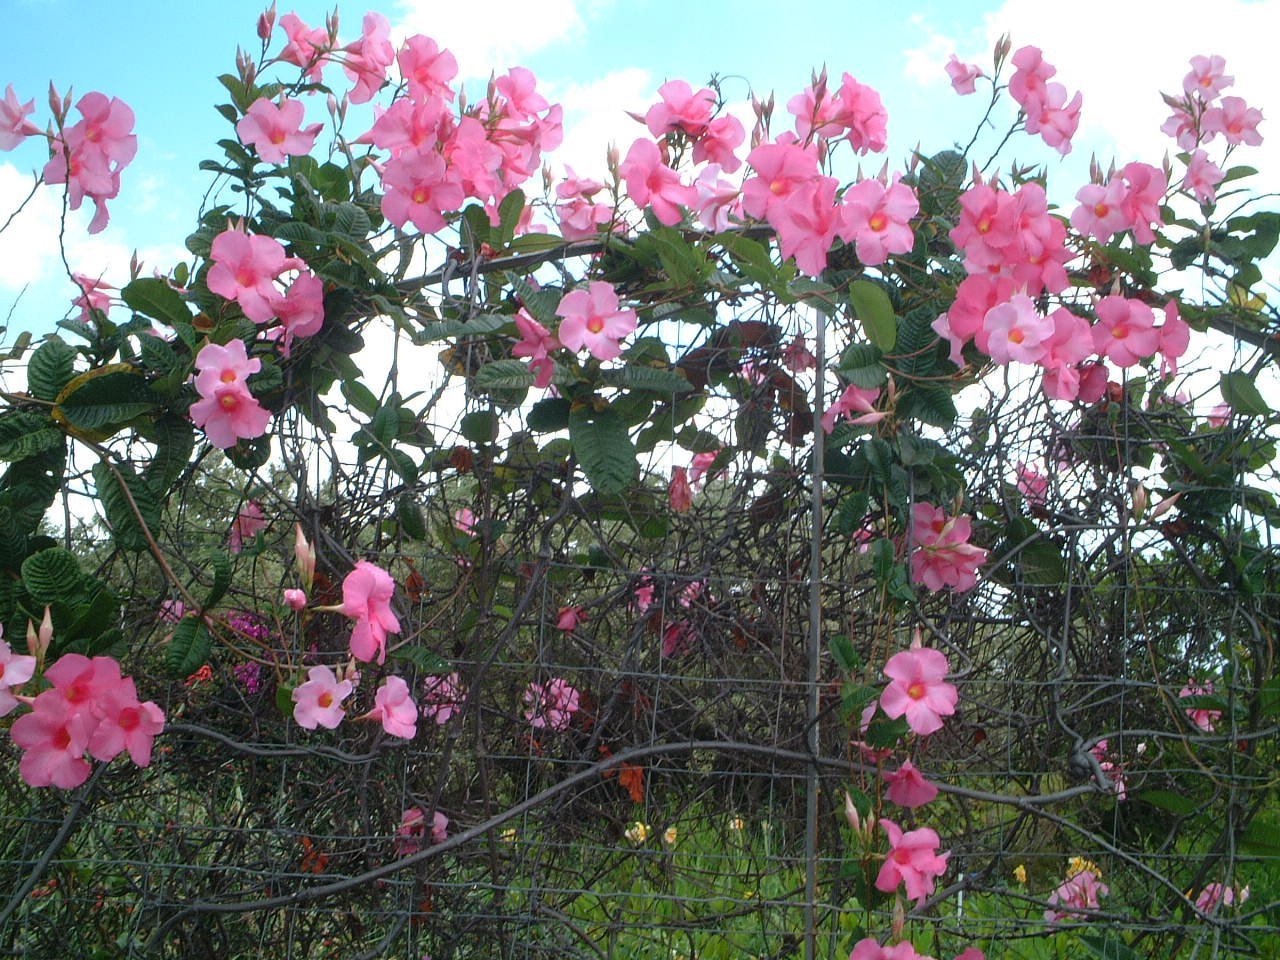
510;309;560;388
555;281;637;362
292;665;353;730
1180;680;1222;732
421;672;465;725
619;137;696;226
341;561;401;664
237;97;323;164
10;690;95;788
841;177;919;266
523;678;581;731
556;605;585;632
0;84;40;150
880;647;958;736
1195;881;1249;912
875;819;949;902
945;55;983;95
883;759;939;809
850;939;936;960
1045;869;1108;922
366;675;418;739
0;637;37;717
821;384;883;434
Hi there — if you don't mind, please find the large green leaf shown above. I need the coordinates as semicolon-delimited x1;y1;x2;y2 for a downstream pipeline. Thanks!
848;279;897;351
121;277;192;327
475;359;537;390
1079;935;1140;960
569;404;637;495
54;365;157;436
166;617;212;677
92;460;163;553
0;414;61;462
1220;371;1271;416
201;550;233;611
21;548;84;605
27;339;78;402
836;343;887;388
602;365;693;394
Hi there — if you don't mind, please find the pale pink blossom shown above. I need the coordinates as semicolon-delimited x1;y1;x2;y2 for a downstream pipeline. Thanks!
523;678;580;731
945;55;983;95
555;281;637;362
1092;296;1159;368
0;84;40;150
395;806;449;855
292;665;353;730
1045;869;1108;922
43;93;136;233
1182;150;1224;204
367;674;418;738
190;341;271;449
341;12;395;104
284;589;307;611
1202;96;1263;147
421;673;464;725
1195;881;1249;912
909;503;987;593
773;175;845;276
270;270;325;355
741;141;820;221
979;294;1052;365
70;272;114;324
880;647;959;736
1183;55;1233;101
669;466;693;513
0;637;37;717
840;177;919;266
619;137;696;226
1180;680;1222;732
511;309;560;387
397;35;457;101
86;675;165;766
875;819;950;902
453;507;477;535
1117;162;1167;245
1008;46;1056;113
822;384;883;434
229;500;267;554
341;561;401;664
1207;403;1233;428
884;760;939;808
645;80;716;139
10;690;94;788
692;164;741;231
1158;300;1191;376
277;13;330;80
237;97;323;164
381;146;465;234
1024;83;1082;155
206;228;298;323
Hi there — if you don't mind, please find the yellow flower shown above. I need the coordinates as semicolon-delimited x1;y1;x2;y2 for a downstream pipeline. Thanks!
663;826;678;846
625;821;650;844
1067;856;1101;879
1013;864;1027;885
729;817;745;832
499;828;517;843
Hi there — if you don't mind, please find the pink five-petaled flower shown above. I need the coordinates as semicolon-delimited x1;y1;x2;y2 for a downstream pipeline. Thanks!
1182;150;1225;205
237;97;323;164
669;466;693;513
366;675;418;739
511;308;560;388
381;146;466;234
10;690;95;788
1184;55;1233;101
1092;295;1159;367
270;270;325;356
1016;462;1049;505
0;84;40;150
875;819;950;902
277;13;330;80
556;605;585;632
884;759;939;809
946;55;983;95
291;665;353;730
1202;96;1264;147
1195;881;1249;912
555;281;637;362
189;340;271;449
0;637;37;716
979;293;1052;365
207;228;299;323
228;500;267;554
821;384;883;434
619;137;697;226
43;92;136;233
840;177;919;266
880;647;959;736
849;938;935;960
1180;680;1222;732
1045;869;1108;922
341;561;401;664
1117;162;1168;245
1070;179;1130;244
44;653;122;714
397;35;458;101
909;502;988;593
644;79;715;139
71;272;114;323
395;806;449;855
523;678;580;731
87;675;165;766
341;12;395;105
421;672;465;725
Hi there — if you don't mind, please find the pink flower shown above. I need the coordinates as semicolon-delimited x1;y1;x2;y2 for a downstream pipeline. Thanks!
619;137;696;226
291;665;353;730
1195;881;1249;912
1184;55;1233;101
381;146;465;234
1039;308;1096;401
207;228;298;323
0;637;37;717
692;115;745;172
875;819;949;902
229;500;267;553
1009;46;1056;113
395;806;449;855
821;384;883;434
850;939;935;960
193;338;259;393
271;270;325;355
421;672;464;725
884;760;939;808
692;164;742;231
783;336;817;373
237;97;322;164
945;55;983;95
632;575;656;614
341;561;401;664
555;281;637;362
523;678;581;731
880;647;959;736
557;196;616;240
840;177;918;266
398;35;458;101
1202;96;1264;147
0;84;40;150
1180;680;1221;732
284;588;307;611
669;467;693;513
556;605;585;632
86;675;165;766
45;653;122;714
453;507;477;535
741;141;820;221
1207;402;1233;428
1071;179;1130;244
1092;296;1159;368
645;80;716;139
367;675;418;738
10;690;95;788
979;294;1052;365
773;175;845;276
511;309;560;387
158;599;188;624
190;379;271;449
1182;150;1224;204
341;12;395;104
909;503;988;593
1026;83;1082;155
42;92;136;233
1158;300;1191;376
1045;869;1108;922
688;450;722;485
277;13;330;80
1117;162;1167;245
1015;462;1049;505
71;272;115;324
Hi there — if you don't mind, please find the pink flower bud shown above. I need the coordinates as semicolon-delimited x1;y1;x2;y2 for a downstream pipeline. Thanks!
891;894;907;938
1132;485;1149;518
284;588;307;611
844;790;861;833
257;2;277;41
1151;493;1182;519
295;523;316;590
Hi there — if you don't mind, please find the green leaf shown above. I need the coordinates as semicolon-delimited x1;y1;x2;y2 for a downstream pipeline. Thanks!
397;493;427;541
1017;540;1065;586
1259;676;1280;719
840;683;878;721
27;339;78;402
167;617;212;677
1080;936;1140;960
527;397;571;433
341;379;380;417
1136;790;1199;816
418;313;508;342
848;280;896;351
1240;818;1280;856
495;188;525;247
330;202;371;240
21;548;83;605
121;277;191;327
92;460;162;553
460;410;499;444
54;365;156;436
836;343;887;388
0;414;62;462
141;415;195;492
829;634;858;672
202;550;233;611
508;274;560;328
898;387;957;429
1220;371;1271;416
602;366;693;394
391;644;451;674
273;221;328;245
569;404;637;495
475;359;537;390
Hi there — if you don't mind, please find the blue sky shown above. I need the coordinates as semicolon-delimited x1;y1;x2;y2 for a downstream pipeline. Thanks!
1;0;1276;342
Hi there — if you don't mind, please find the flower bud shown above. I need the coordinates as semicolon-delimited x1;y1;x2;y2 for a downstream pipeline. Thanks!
844;790;861;833
257;2;277;41
1151;492;1182;519
1131;484;1149;518
295;523;316;590
891;894;906;938
284;588;307;611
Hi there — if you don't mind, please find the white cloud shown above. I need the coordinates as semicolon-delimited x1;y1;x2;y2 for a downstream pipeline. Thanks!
0;163;62;293
548;67;653;181
905;0;1279;173
393;0;587;79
